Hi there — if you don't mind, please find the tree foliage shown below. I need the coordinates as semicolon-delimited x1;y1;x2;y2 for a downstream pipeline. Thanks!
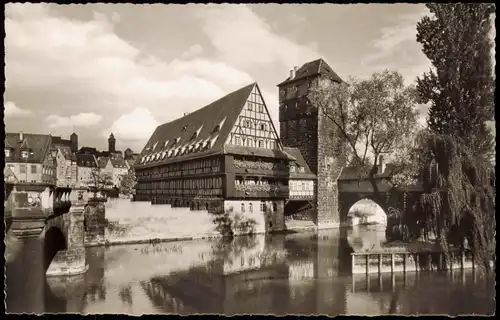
309;70;420;190
87;168;113;196
119;168;137;197
414;3;496;274
416;3;496;158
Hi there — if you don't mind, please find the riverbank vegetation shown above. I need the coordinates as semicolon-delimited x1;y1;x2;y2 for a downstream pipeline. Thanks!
410;3;496;275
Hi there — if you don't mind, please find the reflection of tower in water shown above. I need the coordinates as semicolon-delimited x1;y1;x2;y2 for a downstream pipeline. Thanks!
83;247;107;306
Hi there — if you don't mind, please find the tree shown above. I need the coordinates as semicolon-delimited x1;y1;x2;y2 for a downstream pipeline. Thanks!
87;168;113;198
309;70;420;198
119;168;137;197
414;3;496;274
416;3;496;159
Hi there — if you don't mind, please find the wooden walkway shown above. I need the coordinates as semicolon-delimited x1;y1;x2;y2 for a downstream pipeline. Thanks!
350;250;486;275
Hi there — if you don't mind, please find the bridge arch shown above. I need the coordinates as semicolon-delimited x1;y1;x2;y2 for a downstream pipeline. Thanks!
43;227;67;271
347;198;388;226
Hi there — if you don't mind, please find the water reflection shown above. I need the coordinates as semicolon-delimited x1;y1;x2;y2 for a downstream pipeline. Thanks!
5;228;495;315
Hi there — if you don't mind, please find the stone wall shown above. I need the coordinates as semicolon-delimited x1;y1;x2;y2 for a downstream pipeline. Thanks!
316;99;345;228
84;199;106;246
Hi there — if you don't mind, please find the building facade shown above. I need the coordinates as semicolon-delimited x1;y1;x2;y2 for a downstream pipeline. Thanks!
278;59;346;227
5;132;57;184
134;83;296;232
76;153;98;187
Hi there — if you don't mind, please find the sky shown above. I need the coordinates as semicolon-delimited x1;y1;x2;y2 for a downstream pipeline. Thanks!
4;3;484;153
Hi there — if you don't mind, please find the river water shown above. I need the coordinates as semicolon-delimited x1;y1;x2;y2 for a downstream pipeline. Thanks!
5;227;495;315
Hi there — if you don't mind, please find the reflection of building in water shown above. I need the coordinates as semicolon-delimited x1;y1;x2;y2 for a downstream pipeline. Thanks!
348;270;495;316
141;236;290;315
46;273;86;313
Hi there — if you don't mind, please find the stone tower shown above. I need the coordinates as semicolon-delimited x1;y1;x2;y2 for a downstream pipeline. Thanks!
70;132;78;153
108;133;116;153
277;58;346;228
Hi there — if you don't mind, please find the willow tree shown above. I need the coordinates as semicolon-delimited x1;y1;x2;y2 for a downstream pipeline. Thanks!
414;3;496;274
309;70;420;211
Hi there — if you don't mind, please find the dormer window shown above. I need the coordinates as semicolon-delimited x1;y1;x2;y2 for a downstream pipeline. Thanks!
182;125;188;132
213;117;226;133
164;140;169;148
21;150;29;159
152;142;158;150
299;167;305;173
192;125;203;140
210;135;218;148
5;149;11;157
290;166;296;173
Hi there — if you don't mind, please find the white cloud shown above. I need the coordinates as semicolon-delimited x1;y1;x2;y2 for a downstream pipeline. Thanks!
360;9;431;84
4;101;33;118
45;112;103;129
181;44;204;59
105;108;159;141
199;5;320;69
5;3;252;123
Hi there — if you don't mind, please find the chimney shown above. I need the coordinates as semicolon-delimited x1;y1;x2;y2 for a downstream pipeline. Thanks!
183;112;189;116
19;131;23;142
378;155;386;174
294;65;299;73
289;69;295;80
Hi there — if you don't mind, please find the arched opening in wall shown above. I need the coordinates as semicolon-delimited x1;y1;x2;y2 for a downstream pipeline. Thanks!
346;198;387;253
44;227;67;271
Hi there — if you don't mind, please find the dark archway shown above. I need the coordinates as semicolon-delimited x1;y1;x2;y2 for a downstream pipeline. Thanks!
44;227;67;271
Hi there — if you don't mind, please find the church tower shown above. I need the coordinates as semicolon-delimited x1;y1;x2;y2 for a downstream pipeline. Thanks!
108;133;116;153
277;58;346;228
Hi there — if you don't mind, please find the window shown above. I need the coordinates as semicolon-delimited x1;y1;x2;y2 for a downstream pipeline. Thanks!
21;151;29;159
273;202;278;212
299;167;305;173
269;141;276;149
249;203;253;212
258;105;264;113
20;164;26;174
258;140;264;148
248;102;253;111
260;202;267;212
235;136;241;145
241;203;245;213
290;166;296;172
31;165;37;174
5;149;10;157
259;123;267;131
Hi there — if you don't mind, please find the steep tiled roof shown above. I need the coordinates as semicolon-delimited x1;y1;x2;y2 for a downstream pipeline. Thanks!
98;157;110;169
76;153;97;168
277;58;344;86
283;147;316;179
5;133;52;164
338;163;397;180
110;157;127;169
51;136;72;147
79;147;99;154
136;83;296;170
57;145;73;160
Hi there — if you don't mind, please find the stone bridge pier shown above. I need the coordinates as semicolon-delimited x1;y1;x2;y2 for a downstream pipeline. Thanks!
5;182;91;278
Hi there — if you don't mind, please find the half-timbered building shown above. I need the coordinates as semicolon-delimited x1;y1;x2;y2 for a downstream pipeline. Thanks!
134;83;296;225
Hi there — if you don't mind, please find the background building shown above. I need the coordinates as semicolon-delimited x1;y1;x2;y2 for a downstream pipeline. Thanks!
76;153;98;187
5;132;57;184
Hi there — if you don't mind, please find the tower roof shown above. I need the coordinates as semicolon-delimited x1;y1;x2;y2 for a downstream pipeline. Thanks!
109;133;115;139
277;58;344;86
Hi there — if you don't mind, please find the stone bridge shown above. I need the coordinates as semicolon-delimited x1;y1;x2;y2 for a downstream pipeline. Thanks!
336;168;423;229
4;182;106;278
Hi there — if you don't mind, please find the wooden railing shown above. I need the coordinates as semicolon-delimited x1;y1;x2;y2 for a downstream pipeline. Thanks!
350;249;487;274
